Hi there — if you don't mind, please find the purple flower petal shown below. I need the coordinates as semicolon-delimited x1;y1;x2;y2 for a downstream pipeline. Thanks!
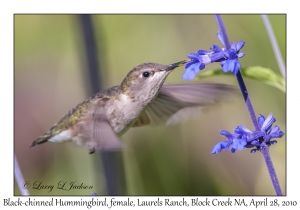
217;30;225;46
222;61;230;73
237;52;245;58
232;60;241;74
270;140;277;145
227;48;237;59
264;135;272;143
223;59;241;75
251;140;260;146
261;112;276;132
257;114;265;129
251;149;257;153
220;130;235;141
211;144;222;154
197;50;209;55
209;51;225;63
220;60;226;67
182;62;201;80
230;42;237;51
235;124;252;135
210;44;223;52
184;60;198;69
227;60;236;73
211;141;231;154
247;131;264;142
236;41;245;51
199;63;205;70
268;126;284;138
232;139;247;150
187;53;198;59
199;54;212;64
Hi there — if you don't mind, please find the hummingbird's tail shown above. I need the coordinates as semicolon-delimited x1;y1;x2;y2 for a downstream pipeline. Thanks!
30;134;50;148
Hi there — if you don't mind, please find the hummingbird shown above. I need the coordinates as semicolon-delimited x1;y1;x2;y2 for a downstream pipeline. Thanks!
30;61;237;154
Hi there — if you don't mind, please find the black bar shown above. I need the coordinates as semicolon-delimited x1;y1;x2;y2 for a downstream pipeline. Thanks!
79;14;126;195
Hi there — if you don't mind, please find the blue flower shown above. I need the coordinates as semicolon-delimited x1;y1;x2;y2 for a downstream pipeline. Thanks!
231;139;247;153
182;30;245;80
258;113;284;145
211;130;247;154
211;113;284;154
182;49;224;80
211;141;231;154
236;113;284;147
221;41;245;74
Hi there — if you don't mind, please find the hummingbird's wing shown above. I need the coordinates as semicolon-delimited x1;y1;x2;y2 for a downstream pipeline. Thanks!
90;100;124;153
132;83;238;127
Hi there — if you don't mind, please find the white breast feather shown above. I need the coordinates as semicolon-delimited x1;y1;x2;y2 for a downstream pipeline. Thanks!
48;130;72;143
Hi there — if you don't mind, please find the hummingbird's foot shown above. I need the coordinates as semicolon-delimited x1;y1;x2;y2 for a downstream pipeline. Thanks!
89;147;95;154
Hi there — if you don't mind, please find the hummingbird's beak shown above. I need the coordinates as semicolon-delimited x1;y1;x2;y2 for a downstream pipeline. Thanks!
161;59;190;71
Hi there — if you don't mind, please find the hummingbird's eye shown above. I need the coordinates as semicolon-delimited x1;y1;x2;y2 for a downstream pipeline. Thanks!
143;72;150;78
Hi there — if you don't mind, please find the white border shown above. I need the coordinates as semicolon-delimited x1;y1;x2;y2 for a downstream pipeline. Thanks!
1;0;299;209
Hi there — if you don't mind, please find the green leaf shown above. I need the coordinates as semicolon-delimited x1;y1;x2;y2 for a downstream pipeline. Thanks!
197;66;285;92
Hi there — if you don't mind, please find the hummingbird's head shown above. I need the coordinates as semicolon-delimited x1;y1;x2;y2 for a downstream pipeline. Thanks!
119;61;187;103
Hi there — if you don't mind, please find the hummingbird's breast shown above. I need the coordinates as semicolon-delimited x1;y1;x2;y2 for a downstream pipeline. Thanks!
107;93;147;136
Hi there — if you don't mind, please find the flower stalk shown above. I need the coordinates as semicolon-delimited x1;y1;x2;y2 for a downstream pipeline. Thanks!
14;155;30;195
261;15;286;78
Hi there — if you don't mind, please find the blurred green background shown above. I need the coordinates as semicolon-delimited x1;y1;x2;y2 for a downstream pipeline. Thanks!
14;14;286;196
